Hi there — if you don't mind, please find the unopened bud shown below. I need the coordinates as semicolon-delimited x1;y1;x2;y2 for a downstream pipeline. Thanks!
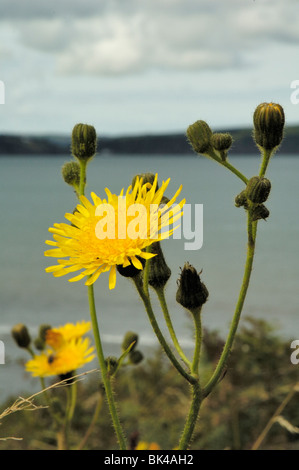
34;324;52;350
176;262;209;312
129;350;143;365
186;120;213;154
11;324;31;349
235;190;248;208
132;173;158;191
61;161;81;187
148;242;171;289
211;133;233;160
122;331;138;351
117;257;145;279
253;102;285;150
246;176;271;204
71;123;97;161
251;204;270;221
105;356;118;375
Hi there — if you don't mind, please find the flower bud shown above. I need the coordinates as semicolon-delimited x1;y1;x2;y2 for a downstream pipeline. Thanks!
105;356;119;375
117;257;145;279
34;324;52;350
176;262;209;312
246;176;271;204
235;190;248;208
186;120;213;154
38;324;52;342
129;350;143;365
211;133;233;160
71;123;97;161
132;173;158;191
122;331;138;351
61;161;81;187
251;204;270;221
253;102;285;150
148;242;171;289
11;324;31;349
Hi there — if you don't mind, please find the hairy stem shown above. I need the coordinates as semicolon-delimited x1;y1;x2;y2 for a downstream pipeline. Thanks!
155;286;192;369
203;212;257;397
87;284;127;450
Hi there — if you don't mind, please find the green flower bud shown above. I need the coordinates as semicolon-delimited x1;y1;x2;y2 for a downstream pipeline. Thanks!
186;120;213;154
117;257;145;279
38;324;52;342
132;173;158;191
61;161;81;187
148;242;171;289
211;133;233;160
34;324;52;350
129;350;144;365
246;176;271;204
105;356;119;375
253;102;285;150
251;204;270;221
176;262;209;312
34;337;45;351
122;331;139;351
11;324;31;349
235;190;248;208
71;123;97;161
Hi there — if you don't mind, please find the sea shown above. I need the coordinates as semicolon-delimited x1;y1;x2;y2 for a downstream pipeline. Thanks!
0;152;298;402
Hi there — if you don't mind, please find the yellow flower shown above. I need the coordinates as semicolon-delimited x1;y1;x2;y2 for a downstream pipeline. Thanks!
25;321;95;378
45;174;185;289
25;337;95;378
135;441;161;450
50;321;91;343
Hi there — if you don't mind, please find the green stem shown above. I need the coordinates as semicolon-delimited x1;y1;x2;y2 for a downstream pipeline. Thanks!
155;287;192;369
191;307;202;376
66;380;77;423
221;160;248;184
76;154;126;449
134;277;196;385
203;212;257;397
178;381;202;450
87;284;127;450
79;160;87;197
259;149;273;178
207;149;248;184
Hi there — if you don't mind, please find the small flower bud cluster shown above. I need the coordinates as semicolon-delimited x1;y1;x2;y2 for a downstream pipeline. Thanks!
122;331;144;365
235;175;272;221
186;120;233;161
61;123;97;193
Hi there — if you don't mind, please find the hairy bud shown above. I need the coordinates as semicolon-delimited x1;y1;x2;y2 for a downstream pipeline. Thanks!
253;102;285;150
71;123;97;161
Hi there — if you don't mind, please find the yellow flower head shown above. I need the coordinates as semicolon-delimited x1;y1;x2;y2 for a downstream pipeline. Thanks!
25;337;95;378
26;321;94;378
49;321;91;343
45;174;185;289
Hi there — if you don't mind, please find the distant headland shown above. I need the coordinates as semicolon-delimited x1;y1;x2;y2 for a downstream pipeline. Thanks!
1;125;299;156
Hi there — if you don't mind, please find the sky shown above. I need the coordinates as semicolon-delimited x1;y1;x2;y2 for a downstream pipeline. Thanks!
1;0;299;137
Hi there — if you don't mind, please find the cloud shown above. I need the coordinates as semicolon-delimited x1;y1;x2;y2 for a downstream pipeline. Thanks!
1;0;299;76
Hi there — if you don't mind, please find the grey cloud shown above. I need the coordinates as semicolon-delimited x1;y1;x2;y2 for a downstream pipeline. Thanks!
2;0;299;75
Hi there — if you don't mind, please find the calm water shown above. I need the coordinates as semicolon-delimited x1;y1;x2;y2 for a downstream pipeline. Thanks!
0;153;299;400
